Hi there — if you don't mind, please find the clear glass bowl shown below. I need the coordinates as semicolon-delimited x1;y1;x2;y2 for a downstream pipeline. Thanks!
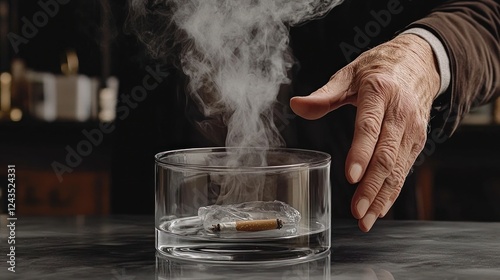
155;147;331;264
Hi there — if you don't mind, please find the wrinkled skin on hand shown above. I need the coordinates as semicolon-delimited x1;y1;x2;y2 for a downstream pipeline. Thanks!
290;34;440;232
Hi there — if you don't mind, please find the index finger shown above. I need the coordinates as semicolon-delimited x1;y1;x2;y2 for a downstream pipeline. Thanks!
345;74;394;184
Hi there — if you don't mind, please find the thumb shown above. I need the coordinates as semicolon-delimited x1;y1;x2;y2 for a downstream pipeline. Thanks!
290;69;354;120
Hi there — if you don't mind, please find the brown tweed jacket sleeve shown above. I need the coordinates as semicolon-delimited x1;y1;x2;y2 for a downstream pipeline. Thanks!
408;0;500;136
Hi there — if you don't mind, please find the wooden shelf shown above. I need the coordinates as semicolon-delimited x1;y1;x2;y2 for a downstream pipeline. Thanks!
0;120;112;215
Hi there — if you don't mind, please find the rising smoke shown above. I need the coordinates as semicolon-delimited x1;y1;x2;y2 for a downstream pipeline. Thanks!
128;0;343;152
128;0;343;203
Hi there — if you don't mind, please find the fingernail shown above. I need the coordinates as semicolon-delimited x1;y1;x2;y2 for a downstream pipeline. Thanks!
356;198;370;217
379;201;393;218
361;213;377;232
349;163;362;183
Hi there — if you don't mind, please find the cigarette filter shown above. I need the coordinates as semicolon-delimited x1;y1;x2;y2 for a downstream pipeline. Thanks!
212;219;283;232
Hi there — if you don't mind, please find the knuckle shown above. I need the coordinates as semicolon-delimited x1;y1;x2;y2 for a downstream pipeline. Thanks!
363;92;386;108
389;188;402;201
359;181;381;199
353;147;373;165
370;184;400;214
370;194;389;213
395;100;413;123
385;172;405;189
391;108;407;127
374;146;397;174
357;116;381;139
361;74;398;96
412;134;428;155
316;85;330;96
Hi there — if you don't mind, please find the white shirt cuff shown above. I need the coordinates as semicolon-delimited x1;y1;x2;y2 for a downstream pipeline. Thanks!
401;28;451;97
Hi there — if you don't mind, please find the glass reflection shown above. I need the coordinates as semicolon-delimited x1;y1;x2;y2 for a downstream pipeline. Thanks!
331;266;395;280
156;252;331;280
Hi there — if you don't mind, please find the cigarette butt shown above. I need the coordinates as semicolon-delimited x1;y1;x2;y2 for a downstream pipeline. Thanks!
212;219;283;232
236;219;283;231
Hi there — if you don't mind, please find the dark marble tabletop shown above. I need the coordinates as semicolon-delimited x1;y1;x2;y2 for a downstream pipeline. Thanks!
0;215;499;280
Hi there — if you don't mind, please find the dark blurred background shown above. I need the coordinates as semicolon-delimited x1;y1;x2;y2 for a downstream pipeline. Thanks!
1;0;499;221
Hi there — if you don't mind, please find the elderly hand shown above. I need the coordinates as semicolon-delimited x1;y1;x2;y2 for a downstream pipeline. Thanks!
290;34;440;232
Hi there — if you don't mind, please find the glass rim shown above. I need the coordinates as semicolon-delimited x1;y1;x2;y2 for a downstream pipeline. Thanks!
155;147;331;172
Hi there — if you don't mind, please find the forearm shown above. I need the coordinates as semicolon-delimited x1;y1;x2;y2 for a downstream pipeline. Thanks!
407;0;500;136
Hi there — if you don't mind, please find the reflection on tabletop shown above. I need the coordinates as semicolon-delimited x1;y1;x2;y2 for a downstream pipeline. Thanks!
155;252;395;280
2;216;500;280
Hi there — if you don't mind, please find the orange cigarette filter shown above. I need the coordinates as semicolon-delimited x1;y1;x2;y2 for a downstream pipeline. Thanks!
212;219;283;232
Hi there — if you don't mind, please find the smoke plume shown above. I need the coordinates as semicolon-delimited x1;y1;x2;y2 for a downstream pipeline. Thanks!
128;0;342;204
128;0;343;152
